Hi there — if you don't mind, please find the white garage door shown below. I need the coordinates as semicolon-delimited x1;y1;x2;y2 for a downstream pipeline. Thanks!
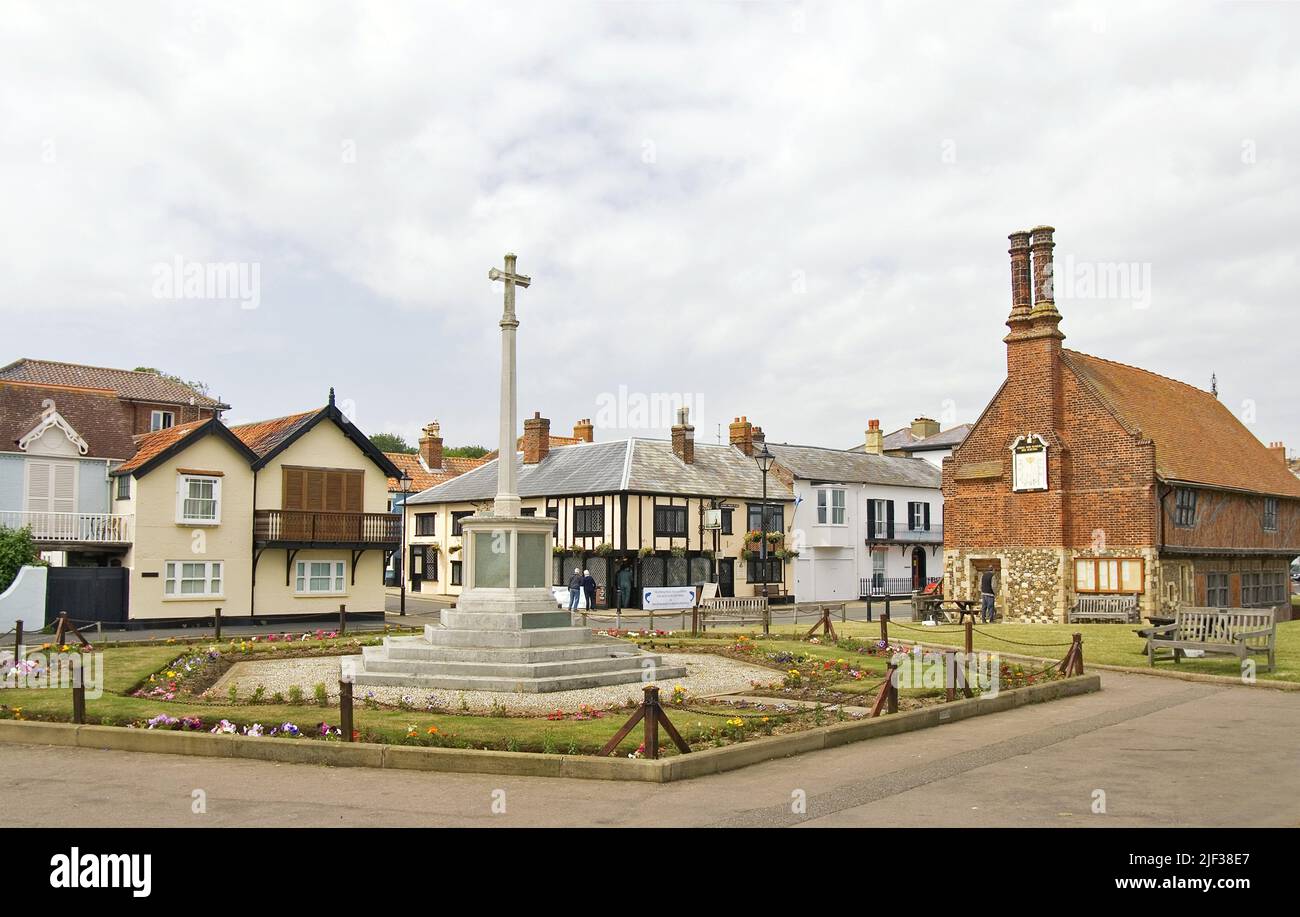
815;558;856;601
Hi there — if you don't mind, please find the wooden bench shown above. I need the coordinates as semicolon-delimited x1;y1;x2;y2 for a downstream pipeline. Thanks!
1069;594;1139;624
1144;606;1276;672
698;596;769;631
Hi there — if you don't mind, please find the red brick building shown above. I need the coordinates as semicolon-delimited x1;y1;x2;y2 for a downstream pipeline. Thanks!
942;226;1300;623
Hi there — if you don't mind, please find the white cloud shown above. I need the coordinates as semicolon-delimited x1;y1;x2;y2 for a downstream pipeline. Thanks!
2;0;1298;450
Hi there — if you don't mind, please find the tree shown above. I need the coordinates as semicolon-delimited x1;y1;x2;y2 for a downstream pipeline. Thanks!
0;526;46;594
133;367;211;398
370;432;416;454
444;445;489;459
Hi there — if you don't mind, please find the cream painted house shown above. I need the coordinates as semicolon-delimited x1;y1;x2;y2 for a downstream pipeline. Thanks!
111;391;400;623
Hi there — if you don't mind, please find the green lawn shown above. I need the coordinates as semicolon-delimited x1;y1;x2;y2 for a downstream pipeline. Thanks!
671;618;1300;684
1;637;746;755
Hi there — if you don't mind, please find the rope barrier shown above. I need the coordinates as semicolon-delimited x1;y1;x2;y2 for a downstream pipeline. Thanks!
968;627;1074;649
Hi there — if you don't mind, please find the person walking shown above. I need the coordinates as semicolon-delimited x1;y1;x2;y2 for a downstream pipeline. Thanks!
616;564;633;609
567;567;582;612
979;568;997;624
581;568;598;611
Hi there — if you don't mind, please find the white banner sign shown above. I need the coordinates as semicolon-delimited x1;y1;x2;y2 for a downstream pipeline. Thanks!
641;586;698;611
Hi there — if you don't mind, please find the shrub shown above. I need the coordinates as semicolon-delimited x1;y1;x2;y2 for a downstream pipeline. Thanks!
0;526;47;594
313;683;329;706
287;685;303;705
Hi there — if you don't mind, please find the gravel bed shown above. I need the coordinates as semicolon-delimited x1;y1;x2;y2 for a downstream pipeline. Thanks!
208;653;777;714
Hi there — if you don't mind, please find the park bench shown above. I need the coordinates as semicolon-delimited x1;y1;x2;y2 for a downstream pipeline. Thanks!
698;596;769;631
1069;594;1139;624
1144;606;1276;672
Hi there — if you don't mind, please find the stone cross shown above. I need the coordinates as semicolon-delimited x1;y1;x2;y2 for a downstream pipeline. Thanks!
488;253;531;516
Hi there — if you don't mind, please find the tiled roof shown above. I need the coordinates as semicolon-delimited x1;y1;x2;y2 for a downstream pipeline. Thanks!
0;380;138;460
408;439;794;504
111;420;208;474
1063;350;1300;498
483;434;582;461
766;443;942;489
227;410;319;457
0;359;228;409
384;451;489;492
847;424;971;454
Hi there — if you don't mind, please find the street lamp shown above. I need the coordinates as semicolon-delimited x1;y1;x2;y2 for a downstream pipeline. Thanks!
754;442;775;634
398;472;413;617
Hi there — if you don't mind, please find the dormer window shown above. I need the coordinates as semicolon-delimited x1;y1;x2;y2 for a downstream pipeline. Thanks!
151;410;175;432
1173;488;1197;528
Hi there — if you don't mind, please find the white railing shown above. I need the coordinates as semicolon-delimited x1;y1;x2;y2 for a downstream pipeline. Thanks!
0;511;133;544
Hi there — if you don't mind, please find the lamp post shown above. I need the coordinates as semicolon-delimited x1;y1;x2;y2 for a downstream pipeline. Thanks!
754;442;775;634
398;472;413;616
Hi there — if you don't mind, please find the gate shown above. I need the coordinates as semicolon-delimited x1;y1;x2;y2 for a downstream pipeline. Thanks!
45;567;129;626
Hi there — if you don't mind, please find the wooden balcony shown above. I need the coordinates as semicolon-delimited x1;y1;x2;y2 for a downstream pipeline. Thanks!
0;510;133;546
253;510;400;548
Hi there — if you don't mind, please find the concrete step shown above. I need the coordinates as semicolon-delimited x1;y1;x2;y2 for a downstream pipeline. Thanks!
357;652;674;679
421;623;596;648
351;663;689;693
369;641;632;665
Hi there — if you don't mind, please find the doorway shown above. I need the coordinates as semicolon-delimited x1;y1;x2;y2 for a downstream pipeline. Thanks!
718;558;735;598
911;547;927;590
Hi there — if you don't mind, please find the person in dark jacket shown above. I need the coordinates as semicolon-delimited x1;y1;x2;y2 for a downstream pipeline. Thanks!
979;568;997;623
567;568;582;612
581;569;598;610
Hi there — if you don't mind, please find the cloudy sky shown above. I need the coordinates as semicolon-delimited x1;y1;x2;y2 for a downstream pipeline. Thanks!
2;1;1297;454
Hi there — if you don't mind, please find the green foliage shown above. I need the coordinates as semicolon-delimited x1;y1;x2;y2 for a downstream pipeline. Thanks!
132;367;210;398
444;445;488;459
369;432;416;454
314;683;329;707
287;685;303;705
0;526;46;594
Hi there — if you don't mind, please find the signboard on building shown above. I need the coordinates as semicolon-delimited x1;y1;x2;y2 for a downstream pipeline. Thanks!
702;509;722;530
641;586;698;610
1011;433;1048;492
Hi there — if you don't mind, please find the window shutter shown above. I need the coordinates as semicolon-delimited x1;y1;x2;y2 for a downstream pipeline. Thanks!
923;503;931;531
886;501;894;539
51;464;76;513
907;503;915;530
325;471;344;512
345;470;363;512
306;470;325;510
26;461;52;513
866;501;876;540
283;468;305;510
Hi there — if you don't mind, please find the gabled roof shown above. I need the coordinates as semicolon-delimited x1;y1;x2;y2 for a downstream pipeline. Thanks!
766;442;942;489
112;418;259;477
226;397;401;478
406;439;795;505
0;359;228;409
0;380;138;459
384;451;489;492
1063;350;1300;499
846;423;971;454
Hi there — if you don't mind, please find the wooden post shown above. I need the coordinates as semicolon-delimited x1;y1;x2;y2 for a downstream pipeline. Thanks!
763;599;770;637
54;612;68;646
339;680;354;742
72;682;86;724
870;662;898;717
13;620;22;660
339;604;347;635
214;607;222;641
945;652;956;703
1072;633;1083;676
884;593;891;619
888;666;898;714
841;602;846;624
965;617;973;655
643;685;660;759
880;610;889;647
865;592;872;622
691;595;700;637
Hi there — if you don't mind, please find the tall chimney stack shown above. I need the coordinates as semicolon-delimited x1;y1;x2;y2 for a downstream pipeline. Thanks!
522;412;550;464
863;419;883;455
418;421;443;470
1030;225;1057;313
1008;230;1032;319
573;418;594;443
671;407;695;464
729;416;754;455
1268;442;1287;465
910;416;940;439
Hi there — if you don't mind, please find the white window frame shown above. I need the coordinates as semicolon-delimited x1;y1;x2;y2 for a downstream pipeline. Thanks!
295;559;347;596
176;474;221;525
164;560;223;598
815;488;846;526
870;499;888;533
151;410;175;432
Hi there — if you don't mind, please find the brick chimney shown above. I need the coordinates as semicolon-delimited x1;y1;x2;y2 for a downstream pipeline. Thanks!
910;416;940;439
1004;225;1065;432
1268;441;1287;465
573;418;594;443
751;425;766;450
729;416;754;455
523;412;550;464
671;407;695;464
418;421;443;470
863;419;883;455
